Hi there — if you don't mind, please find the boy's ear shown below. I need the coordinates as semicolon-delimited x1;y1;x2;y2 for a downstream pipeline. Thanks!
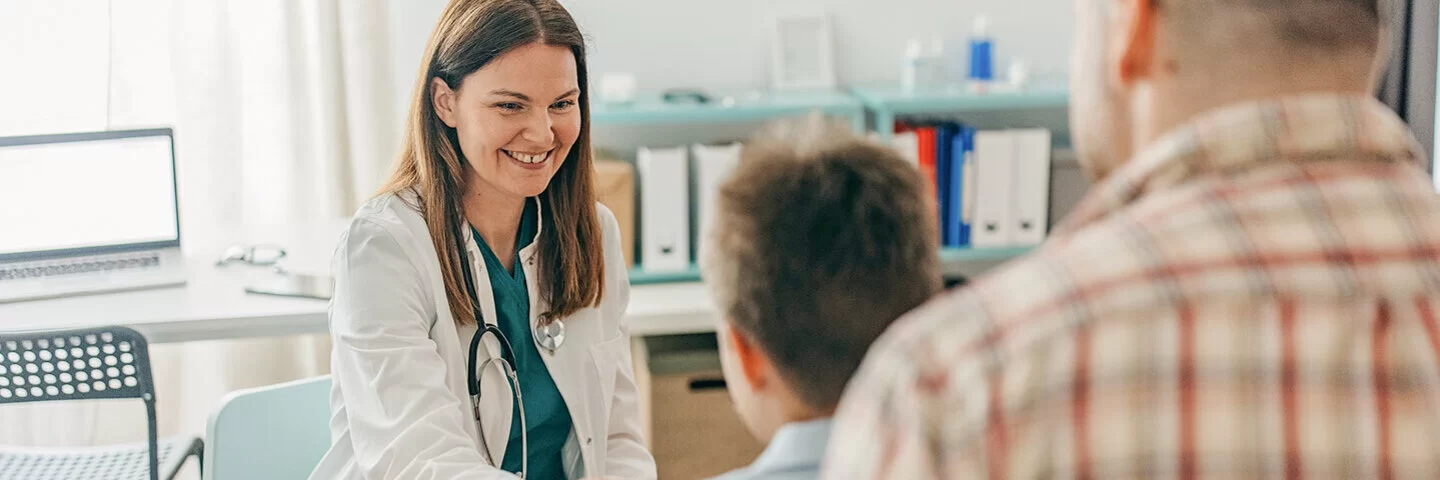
725;326;770;392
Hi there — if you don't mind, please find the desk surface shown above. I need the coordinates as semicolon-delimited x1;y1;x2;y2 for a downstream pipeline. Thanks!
0;273;716;343
0;222;718;343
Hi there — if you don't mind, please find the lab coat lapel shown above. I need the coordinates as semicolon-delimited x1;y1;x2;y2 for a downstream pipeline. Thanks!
521;198;596;476
464;228;514;468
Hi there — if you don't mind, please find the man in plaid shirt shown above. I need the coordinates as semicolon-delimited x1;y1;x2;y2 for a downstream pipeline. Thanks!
823;0;1440;478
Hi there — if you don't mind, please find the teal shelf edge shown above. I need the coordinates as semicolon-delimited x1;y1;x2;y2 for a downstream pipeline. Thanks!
628;265;702;285
592;90;863;126
626;246;1033;285
850;84;1069;115
939;245;1035;263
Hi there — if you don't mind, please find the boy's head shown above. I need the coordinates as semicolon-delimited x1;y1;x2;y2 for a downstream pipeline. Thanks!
701;119;941;441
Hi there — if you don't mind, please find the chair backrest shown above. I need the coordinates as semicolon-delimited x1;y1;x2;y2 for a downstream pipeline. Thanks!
204;375;332;480
0;326;163;480
0;326;154;404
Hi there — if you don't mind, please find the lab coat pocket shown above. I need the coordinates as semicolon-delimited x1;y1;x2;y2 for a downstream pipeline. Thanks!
588;335;627;420
586;335;627;466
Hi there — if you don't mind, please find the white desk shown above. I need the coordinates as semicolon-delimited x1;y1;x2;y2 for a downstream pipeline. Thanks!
0;274;716;343
0;220;718;342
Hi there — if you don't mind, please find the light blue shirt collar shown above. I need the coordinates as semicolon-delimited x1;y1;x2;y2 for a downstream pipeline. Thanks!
713;418;833;480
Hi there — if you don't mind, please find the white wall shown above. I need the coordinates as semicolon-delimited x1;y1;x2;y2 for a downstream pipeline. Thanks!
569;0;1072;90
388;0;1073;103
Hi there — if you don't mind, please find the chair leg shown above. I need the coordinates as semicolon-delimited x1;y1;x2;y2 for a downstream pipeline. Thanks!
147;397;160;480
162;439;204;480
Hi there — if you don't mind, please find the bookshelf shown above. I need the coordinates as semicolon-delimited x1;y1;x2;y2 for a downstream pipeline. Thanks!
629;265;702;285
608;87;1059;285
627;245;1035;285
591;90;865;132
850;84;1069;139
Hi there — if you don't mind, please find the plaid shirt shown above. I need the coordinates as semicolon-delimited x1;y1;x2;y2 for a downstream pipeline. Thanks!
823;95;1440;479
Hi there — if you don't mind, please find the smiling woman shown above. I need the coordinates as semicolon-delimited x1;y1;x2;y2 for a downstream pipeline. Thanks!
310;0;656;479
431;42;584;227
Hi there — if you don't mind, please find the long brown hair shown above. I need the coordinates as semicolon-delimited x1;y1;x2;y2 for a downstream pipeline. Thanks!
380;0;603;326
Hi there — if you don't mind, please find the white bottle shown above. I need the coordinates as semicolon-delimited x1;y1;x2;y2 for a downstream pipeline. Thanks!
902;39;923;93
926;36;945;88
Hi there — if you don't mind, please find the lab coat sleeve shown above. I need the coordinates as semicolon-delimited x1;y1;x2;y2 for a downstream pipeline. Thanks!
596;206;659;479
330;219;517;480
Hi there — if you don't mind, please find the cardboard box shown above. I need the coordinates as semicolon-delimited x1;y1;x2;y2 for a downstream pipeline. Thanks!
648;350;764;480
593;159;635;267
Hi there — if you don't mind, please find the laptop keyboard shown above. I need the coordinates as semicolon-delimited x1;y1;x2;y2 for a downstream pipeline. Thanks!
0;253;162;282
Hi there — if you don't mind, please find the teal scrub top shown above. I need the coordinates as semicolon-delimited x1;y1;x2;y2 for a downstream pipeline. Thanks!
471;200;573;478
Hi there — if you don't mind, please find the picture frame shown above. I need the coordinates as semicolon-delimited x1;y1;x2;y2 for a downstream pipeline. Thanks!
770;13;837;91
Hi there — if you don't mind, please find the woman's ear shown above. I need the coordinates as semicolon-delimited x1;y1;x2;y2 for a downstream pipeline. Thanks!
431;77;459;128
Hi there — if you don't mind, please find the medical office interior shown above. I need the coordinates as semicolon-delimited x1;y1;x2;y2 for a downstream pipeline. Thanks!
2;0;1438;479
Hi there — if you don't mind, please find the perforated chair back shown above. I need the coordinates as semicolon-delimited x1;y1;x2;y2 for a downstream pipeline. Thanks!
0;326;164;480
203;375;332;480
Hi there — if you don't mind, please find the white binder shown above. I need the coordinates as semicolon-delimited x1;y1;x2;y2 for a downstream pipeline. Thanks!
971;131;1015;248
693;142;744;247
892;131;920;167
1010;129;1052;245
637;146;691;272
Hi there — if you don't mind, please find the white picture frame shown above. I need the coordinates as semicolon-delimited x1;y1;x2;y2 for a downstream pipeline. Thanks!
770;13;837;91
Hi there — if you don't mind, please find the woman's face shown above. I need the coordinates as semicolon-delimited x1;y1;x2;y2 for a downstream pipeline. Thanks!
432;42;581;201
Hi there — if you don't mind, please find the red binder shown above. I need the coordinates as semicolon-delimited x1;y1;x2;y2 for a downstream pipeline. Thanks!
915;125;939;227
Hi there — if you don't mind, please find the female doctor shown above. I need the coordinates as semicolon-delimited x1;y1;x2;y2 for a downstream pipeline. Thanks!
308;0;655;478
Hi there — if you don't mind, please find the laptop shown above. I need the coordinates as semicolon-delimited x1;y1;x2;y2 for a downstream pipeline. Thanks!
0;129;188;303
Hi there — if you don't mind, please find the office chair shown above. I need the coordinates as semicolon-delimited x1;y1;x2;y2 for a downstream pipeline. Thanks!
0;326;202;480
203;375;332;479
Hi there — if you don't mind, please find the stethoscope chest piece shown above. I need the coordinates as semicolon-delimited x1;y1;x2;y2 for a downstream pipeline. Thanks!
534;319;566;352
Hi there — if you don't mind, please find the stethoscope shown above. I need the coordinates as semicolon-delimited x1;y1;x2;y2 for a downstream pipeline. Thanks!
457;224;566;479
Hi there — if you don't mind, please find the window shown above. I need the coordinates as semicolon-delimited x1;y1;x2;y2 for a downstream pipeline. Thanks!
0;0;175;136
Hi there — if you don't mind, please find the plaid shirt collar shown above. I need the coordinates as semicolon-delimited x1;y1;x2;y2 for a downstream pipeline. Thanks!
1054;94;1426;239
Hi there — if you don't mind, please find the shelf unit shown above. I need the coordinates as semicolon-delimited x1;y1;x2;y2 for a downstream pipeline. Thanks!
627;245;1035;285
603;86;1063;285
850;84;1070;140
591;90;866;132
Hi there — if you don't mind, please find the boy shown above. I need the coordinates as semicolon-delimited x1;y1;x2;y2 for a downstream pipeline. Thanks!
700;120;941;480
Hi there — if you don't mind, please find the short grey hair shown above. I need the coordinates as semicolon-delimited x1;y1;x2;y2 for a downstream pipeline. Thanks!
1164;0;1386;53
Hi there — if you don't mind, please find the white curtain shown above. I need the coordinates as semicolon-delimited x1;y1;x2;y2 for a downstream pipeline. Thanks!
0;1;405;475
172;0;399;245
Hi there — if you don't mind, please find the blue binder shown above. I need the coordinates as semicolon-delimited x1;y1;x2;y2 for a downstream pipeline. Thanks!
935;123;959;245
946;126;974;246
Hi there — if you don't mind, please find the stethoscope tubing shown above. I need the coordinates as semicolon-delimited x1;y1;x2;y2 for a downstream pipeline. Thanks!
458;225;530;478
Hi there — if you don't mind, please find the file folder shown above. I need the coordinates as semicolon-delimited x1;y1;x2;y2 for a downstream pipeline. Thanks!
1010;129;1052;245
693;142;744;254
935;123;959;245
892;130;920;167
971;130;1014;248
946;126;974;247
637;146;691;272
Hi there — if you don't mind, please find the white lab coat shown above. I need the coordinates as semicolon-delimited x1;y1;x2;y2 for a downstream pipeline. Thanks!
309;191;656;479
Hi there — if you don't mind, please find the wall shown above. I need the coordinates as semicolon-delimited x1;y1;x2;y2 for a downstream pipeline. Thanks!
384;0;1088;276
388;0;1074;107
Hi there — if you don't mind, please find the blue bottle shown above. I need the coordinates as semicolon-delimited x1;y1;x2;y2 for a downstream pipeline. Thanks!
968;16;993;82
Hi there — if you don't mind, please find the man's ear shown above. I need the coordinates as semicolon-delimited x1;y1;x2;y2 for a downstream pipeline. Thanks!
1113;0;1159;84
431;77;459;128
724;326;770;392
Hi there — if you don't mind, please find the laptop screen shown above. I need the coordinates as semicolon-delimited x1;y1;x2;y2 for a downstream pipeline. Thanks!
0;129;180;260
